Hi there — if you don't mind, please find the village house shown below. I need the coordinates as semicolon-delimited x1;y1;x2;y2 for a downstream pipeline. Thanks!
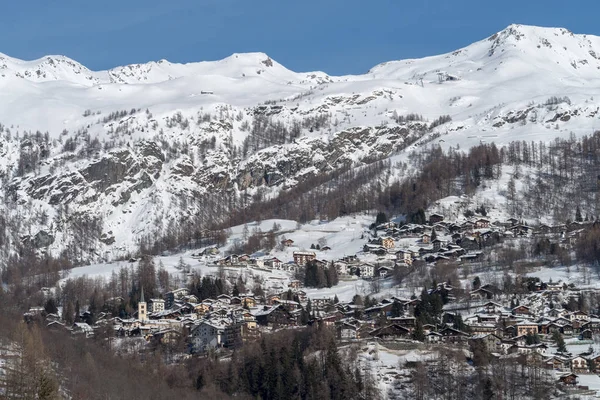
254;304;297;327
558;372;578;386
264;257;283;270
515;321;539;337
312;298;333;309
395;249;413;265
165;288;190;309
475;218;490;229
358;263;375;278
468;333;503;354
149;299;165;313
380;236;395;249
281;239;294;247
570;356;588;373
191;320;226;353
369;324;411;340
421;233;431;244
439;327;470;343
293;251;316;266
429;213;445;224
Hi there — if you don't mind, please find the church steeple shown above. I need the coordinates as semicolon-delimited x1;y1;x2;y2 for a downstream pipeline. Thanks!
138;286;147;322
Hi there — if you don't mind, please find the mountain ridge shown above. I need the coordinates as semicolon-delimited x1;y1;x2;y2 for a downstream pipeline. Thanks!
0;23;599;265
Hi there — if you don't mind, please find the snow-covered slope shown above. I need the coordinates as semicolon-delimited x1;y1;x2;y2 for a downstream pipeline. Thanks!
0;24;599;264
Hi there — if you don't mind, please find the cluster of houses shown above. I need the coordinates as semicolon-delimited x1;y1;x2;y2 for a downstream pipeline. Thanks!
361;213;590;268
26;211;600;392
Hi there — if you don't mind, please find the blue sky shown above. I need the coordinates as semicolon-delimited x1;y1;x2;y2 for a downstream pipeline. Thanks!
1;0;598;75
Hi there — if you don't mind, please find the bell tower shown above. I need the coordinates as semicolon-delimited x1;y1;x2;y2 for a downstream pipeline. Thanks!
138;286;147;322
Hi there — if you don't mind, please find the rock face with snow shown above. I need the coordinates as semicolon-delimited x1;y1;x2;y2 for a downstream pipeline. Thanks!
0;24;600;264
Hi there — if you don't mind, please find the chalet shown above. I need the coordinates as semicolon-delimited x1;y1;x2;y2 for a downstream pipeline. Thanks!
254;304;296;327
459;237;480;251
467;324;499;336
580;329;593;340
479;301;506;314
358;263;375;278
334;261;350;276
191;320;226;353
369;324;411;340
470;288;494;301
46;321;67;332
72;322;94;337
451;233;463;243
460;252;484;263
293;251;316;266
150;328;182;346
544;355;570;371
380;236;395;249
515;321;538;337
184;295;200;304
505;218;519;226
281;239;294;247
546;308;565;319
363;244;387;256
570;310;590;322
339;323;359;340
439;327;470;343
541;322;562;335
512;305;532;316
288;280;302;289
546;281;565;292
377;265;394;278
430;239;443;251
194;303;211;315
274;299;301;311
581;319;600;333
475;219;490;229
390;316;416;329
509;224;533;237
217;294;232;304
570;356;588;373
426;331;443;343
265;257;283;270
558;372;578;386
468;333;503;354
240;297;256;308
248;258;265;268
429;213;445;224
508;343;548;356
461;221;475;231
562;324;574;336
421;233;431;244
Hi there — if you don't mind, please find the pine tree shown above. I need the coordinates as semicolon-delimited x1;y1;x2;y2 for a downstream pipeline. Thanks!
553;331;567;353
413;320;425;341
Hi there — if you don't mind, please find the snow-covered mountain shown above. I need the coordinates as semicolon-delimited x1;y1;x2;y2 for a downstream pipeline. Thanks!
1;24;600;264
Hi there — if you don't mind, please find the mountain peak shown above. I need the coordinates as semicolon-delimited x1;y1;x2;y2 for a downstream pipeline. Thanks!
487;24;581;57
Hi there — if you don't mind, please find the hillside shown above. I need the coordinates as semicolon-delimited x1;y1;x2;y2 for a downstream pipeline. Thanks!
0;24;599;265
